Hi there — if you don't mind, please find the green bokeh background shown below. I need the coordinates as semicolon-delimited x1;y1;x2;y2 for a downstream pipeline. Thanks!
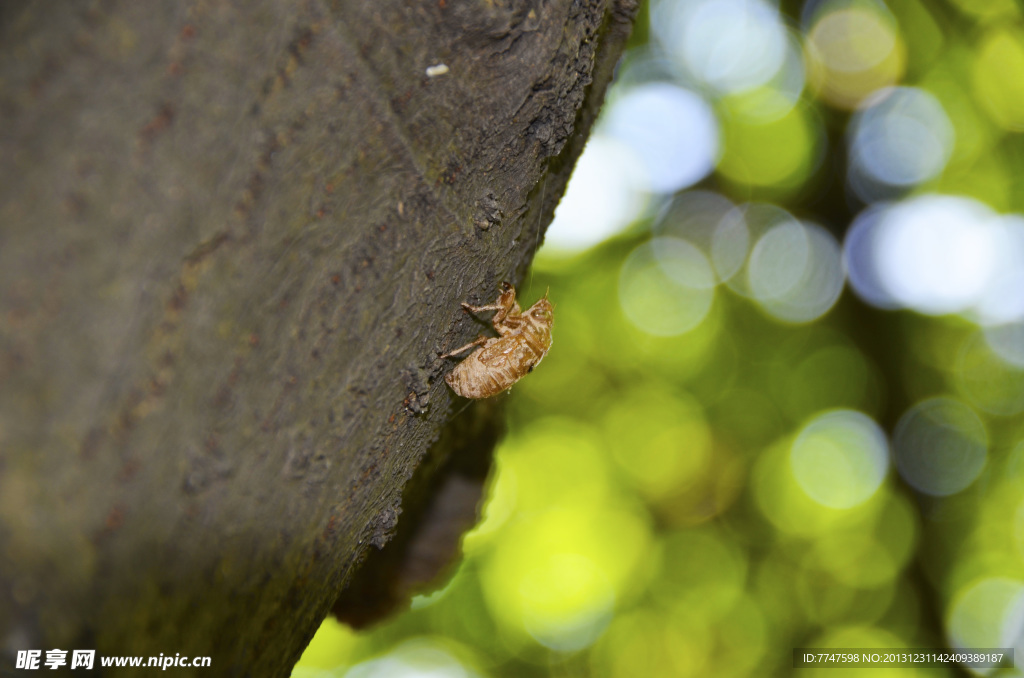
296;0;1024;675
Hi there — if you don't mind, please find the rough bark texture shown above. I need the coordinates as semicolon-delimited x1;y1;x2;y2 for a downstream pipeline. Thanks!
0;0;636;675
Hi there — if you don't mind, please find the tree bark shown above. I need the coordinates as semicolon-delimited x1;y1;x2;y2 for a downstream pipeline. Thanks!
0;0;636;675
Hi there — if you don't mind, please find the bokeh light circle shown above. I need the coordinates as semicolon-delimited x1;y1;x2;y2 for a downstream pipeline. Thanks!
724;203;794;298
657;529;748;620
846;197;1024;321
619;238;716;336
481;501;652;652
517;552;616;651
893;397;988;497
603;83;719;194
710;207;751;284
747;221;845;323
805;3;906;109
790;409;889;509
811;493;917;590
948;0;1019;23
717;101;821;190
655;0;788;95
874;195;1000;316
844;203;900;310
986;322;1024;368
604;388;712;501
849;87;954;190
748;220;808;301
655;191;748;283
974;215;1024;325
947;578;1024;653
342;639;480;678
973;28;1024;131
544;136;647;252
957;331;1024;416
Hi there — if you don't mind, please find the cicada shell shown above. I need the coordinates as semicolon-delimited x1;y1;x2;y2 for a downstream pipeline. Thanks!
439;283;552;399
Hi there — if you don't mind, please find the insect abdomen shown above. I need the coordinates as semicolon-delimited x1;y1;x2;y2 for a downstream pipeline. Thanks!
445;330;550;399
445;354;513;399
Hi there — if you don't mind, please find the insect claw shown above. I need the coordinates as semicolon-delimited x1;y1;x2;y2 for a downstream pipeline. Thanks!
500;281;513;292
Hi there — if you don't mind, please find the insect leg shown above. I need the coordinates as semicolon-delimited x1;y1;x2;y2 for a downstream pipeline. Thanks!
438;336;488;359
460;283;519;328
462;301;518;328
461;301;505;314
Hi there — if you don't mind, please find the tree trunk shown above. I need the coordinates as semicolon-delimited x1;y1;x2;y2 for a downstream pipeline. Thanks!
0;0;637;675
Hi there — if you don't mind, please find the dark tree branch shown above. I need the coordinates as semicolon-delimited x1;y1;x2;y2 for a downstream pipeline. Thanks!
0;0;637;674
